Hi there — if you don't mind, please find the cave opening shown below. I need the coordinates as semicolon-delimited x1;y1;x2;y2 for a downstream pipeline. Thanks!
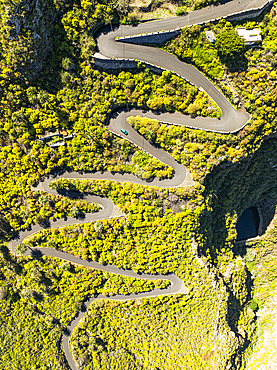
236;207;260;241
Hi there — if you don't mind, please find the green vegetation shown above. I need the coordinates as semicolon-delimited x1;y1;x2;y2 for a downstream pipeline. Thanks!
242;209;277;368
175;6;187;16
29;177;255;368
71;292;237;370
164;8;277;155
164;24;225;80
27;178;197;268
127;115;240;182
215;29;245;61
0;0;277;369
128;0;222;21
0;244;169;369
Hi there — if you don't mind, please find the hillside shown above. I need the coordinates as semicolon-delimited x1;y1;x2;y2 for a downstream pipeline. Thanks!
0;1;277;369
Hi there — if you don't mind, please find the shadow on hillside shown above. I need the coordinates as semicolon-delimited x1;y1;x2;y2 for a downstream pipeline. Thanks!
33;0;77;93
225;53;249;73
196;136;277;363
200;137;277;261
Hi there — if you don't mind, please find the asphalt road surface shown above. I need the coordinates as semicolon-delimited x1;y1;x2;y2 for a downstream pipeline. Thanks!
97;0;272;133
10;1;272;369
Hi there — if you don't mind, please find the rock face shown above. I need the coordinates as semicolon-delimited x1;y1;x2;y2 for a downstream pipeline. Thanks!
0;0;56;80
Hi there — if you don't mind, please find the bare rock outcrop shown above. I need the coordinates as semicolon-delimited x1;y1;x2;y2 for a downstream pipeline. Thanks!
0;0;57;80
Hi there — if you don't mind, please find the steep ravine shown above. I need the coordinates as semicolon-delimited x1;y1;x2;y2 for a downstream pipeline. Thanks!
194;136;277;366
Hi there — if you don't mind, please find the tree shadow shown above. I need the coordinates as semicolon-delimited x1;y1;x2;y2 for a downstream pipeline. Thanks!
55;188;85;200
30;249;43;259
226;53;249;73
0;217;13;240
38;218;51;228
33;291;44;302
63;327;71;337
0;244;13;261
218;52;248;73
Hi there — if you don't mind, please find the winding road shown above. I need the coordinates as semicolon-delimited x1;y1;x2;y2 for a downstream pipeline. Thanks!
10;0;273;369
11;174;188;370
96;0;272;133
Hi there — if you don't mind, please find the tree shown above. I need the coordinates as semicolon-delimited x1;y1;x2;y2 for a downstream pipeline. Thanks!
80;34;96;59
0;287;7;300
114;0;130;16
94;221;104;234
187;102;200;116
70;206;81;218
38;194;49;206
215;30;244;60
21;288;32;301
16;243;28;255
62;57;74;71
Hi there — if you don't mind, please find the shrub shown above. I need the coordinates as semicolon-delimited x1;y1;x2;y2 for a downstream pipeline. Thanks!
175;6;187;16
215;29;244;60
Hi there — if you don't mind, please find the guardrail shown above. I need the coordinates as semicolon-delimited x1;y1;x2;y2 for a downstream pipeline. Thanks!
115;0;274;44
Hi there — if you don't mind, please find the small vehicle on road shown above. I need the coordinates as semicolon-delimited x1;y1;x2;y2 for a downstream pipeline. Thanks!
121;128;128;135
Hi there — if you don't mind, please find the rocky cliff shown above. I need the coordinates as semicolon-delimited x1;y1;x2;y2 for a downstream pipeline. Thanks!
0;0;56;80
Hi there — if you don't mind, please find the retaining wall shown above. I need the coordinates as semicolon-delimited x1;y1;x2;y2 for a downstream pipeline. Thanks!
225;0;273;22
116;29;180;45
93;55;163;75
115;0;274;45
